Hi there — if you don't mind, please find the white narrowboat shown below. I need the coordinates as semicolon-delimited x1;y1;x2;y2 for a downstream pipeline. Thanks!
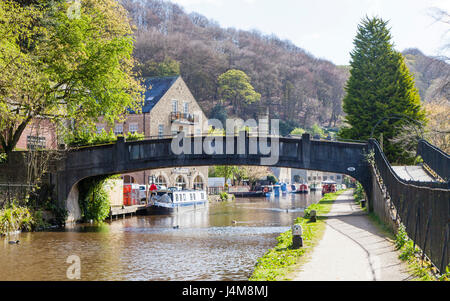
147;189;208;214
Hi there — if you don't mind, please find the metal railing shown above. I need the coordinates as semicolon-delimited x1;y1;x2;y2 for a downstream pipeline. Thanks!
369;139;450;272
417;139;450;183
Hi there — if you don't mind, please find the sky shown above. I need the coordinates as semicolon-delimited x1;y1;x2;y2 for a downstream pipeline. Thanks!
170;0;450;65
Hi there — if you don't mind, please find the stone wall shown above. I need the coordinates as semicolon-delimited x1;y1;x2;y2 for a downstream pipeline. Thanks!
369;165;399;233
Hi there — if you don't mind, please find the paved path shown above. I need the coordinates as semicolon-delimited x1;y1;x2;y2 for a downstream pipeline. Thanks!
391;165;435;182
292;190;413;281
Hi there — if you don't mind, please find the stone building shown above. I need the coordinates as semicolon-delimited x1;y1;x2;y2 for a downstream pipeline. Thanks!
291;169;344;185
97;75;209;189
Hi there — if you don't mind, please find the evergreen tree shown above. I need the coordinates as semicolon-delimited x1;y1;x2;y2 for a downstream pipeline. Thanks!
339;17;426;164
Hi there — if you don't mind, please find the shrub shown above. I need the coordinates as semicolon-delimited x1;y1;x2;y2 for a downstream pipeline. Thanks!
0;152;6;163
78;176;112;222
125;132;145;141
0;205;34;235
219;191;228;201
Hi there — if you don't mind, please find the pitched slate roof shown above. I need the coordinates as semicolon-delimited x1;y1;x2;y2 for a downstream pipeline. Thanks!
131;75;180;114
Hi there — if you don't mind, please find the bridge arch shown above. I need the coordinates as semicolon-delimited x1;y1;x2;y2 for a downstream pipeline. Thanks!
57;133;373;222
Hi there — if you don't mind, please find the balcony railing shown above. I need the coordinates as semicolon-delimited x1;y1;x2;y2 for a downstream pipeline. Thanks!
169;111;197;124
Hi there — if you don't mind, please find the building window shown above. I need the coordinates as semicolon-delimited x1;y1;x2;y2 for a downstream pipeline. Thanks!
96;125;105;134
158;124;164;138
183;102;189;113
155;175;167;187
172;100;178;112
129;123;138;134
176;175;186;189
122;175;135;183
27;136;46;150
114;124;123;135
193;175;204;189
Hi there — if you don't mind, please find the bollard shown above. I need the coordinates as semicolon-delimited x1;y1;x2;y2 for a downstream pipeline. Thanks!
360;199;366;208
310;210;317;222
292;224;303;249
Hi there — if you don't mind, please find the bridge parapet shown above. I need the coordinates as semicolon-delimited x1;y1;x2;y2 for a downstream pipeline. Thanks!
369;139;450;272
417;139;450;183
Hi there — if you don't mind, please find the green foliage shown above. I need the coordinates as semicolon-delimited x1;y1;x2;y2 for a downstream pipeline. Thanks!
209;104;228;126
266;175;278;184
219;192;229;201
66;128;117;147
66;129;145;147
140;57;180;77
0;0;143;153
395;224;409;250
125;132;145;141
214;165;238;185
279;120;299;136
310;123;325;138
0;152;6;163
353;182;365;203
339;16;426;164
250;191;345;280
0;204;34;235
290;127;305;136
78;176;112;222
217;69;261;116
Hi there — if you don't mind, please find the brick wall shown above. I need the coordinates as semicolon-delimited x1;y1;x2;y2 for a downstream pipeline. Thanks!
15;118;58;151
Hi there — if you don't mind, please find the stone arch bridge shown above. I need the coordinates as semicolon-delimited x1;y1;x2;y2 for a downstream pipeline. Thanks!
57;133;372;215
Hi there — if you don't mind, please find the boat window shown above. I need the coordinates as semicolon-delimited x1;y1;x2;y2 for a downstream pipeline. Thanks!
183;194;186;201
190;193;193;201
201;193;205;199
193;193;196;200
175;194;179;202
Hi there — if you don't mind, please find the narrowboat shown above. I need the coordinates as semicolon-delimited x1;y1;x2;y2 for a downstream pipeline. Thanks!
146;189;208;214
298;183;309;193
290;183;308;193
290;184;297;192
262;185;273;197
321;180;337;195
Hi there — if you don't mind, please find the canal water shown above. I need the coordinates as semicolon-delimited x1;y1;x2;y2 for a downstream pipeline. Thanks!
0;191;323;281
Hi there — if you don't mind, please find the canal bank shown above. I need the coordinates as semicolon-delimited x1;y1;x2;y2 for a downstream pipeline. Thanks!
291;189;412;281
249;190;346;281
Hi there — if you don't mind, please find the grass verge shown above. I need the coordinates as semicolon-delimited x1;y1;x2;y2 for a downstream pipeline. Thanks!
249;190;347;281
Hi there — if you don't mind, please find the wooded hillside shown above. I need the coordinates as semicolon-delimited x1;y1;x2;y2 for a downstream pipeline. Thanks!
121;0;449;135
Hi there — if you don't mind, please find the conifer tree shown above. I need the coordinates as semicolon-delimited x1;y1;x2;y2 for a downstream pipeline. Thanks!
339;17;426;164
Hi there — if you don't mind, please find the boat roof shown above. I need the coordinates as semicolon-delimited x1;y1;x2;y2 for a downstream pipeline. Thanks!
322;180;337;184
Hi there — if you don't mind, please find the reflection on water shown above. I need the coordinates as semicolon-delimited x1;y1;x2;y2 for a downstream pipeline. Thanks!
0;191;322;280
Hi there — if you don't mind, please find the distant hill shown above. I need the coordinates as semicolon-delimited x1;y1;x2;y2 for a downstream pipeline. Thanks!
402;48;450;102
120;1;448;134
121;0;347;133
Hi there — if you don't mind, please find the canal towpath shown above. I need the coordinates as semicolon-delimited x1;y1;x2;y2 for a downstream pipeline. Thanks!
291;189;413;281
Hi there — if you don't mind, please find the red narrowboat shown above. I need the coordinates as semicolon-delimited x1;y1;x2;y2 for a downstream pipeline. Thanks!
321;180;337;195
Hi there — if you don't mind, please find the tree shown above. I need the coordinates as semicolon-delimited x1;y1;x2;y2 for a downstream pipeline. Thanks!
214;165;238;187
217;69;261;116
139;57;180;77
339;16;427;163
0;0;143;154
240;166;271;189
290;127;305;136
